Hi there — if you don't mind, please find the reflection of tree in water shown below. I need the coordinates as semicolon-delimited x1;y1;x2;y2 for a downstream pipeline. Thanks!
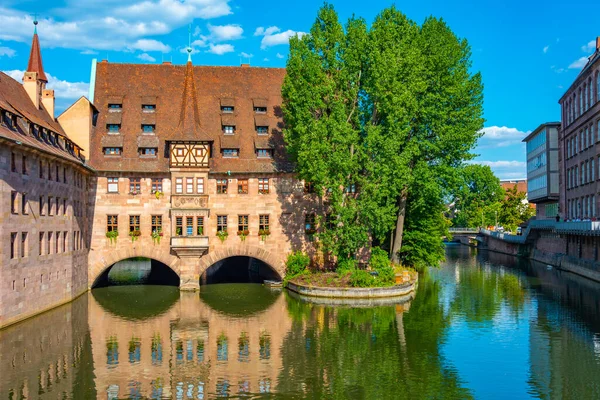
450;264;525;324
277;279;473;399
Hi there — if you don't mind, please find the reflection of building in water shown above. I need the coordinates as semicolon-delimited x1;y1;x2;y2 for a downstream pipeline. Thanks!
0;295;92;399
89;289;292;398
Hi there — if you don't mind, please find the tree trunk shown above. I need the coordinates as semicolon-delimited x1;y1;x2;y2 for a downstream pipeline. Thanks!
391;188;408;264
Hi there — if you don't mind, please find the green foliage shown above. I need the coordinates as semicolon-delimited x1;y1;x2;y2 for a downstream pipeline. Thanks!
336;257;357;273
285;251;310;277
369;247;390;271
106;230;118;244
283;4;484;269
216;230;228;243
499;185;535;232
350;269;376;287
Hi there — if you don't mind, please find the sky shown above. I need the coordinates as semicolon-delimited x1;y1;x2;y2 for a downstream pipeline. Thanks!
0;0;598;180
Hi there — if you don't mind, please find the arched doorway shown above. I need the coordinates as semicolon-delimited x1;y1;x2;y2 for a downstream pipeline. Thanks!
201;256;281;285
92;257;180;288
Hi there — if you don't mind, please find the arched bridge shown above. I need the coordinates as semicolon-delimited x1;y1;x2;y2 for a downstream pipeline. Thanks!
446;227;480;245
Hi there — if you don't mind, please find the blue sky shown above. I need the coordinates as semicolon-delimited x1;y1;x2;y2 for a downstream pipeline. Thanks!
0;0;598;180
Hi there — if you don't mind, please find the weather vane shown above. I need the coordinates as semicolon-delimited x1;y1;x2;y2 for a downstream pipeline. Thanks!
187;24;192;62
32;12;38;33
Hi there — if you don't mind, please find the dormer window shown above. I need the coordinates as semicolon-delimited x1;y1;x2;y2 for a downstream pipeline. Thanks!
107;124;120;134
142;124;155;134
254;107;267;113
139;147;158;157
256;126;268;135
103;147;122;156
108;104;122;111
221;106;234;113
222;148;239;158
223;125;235;135
256;149;272;158
142;104;156;112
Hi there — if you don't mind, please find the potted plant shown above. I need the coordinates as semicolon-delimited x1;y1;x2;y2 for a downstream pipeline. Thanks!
217;230;228;243
176;227;182;236
106;230;118;244
154;190;164;200
151;229;163;245
197;226;204;235
259;229;271;241
237;229;249;241
129;230;141;242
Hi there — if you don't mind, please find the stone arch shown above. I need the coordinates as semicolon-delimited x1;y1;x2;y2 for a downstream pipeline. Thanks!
89;247;181;288
198;245;285;280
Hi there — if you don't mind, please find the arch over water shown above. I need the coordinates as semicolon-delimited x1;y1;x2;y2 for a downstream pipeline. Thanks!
91;257;181;289
197;245;285;280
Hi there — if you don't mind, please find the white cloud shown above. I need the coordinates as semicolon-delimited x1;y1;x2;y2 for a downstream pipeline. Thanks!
239;52;253;58
551;65;565;74
3;69;88;100
80;49;98;55
478;126;530;147
263;58;269;62
254;26;306;49
543;45;549;53
207;24;243;41
276;53;284;59
137;53;156;62
470;160;526;180
207;43;234;55
582;39;596;53
0;45;16;57
569;56;588;70
129;39;170;53
474;160;526;169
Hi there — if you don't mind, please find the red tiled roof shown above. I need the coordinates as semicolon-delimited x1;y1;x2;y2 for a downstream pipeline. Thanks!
26;33;48;82
91;62;291;173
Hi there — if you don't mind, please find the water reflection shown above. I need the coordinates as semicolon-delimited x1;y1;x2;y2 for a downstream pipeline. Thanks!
2;248;600;399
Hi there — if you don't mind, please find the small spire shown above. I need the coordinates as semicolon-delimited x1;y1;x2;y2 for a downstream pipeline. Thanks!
187;24;192;62
27;15;48;82
33;13;38;34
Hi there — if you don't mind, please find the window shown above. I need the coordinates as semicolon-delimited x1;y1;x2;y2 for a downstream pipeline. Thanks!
39;232;44;256
186;178;194;194
175;177;183;194
305;214;316;234
11;152;16;172
11;191;18;214
217;179;228;194
151;178;162;193
196;178;204;194
176;217;183;236
254;107;267;113
186;217;194;236
592;158;596;181
47;232;52;255
222;149;239;158
20;232;28;258
256;149;272;158
107;124;121;133
56;197;61;215
238;178;248;194
238;215;249;233
256;126;268;134
103;147;122;155
258;178;269;194
128;177;140;194
22;193;28;215
304;181;315;194
55;231;60;254
217;215;228;232
39;160;43;178
107;215;118;232
22;155;27;175
129;215;140;233
39;196;45;215
48;196;54;216
108;103;122;110
142;124;155;133
176;148;184;156
108;177;119;193
11;232;17;259
259;215;269;232
196;216;204;235
223;125;235;135
139;147;158;156
221;106;234;113
325;213;336;229
142;104;156;111
55;165;59;182
63;231;67;253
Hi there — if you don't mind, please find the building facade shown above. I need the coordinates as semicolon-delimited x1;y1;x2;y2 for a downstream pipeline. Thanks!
523;122;560;219
0;30;94;328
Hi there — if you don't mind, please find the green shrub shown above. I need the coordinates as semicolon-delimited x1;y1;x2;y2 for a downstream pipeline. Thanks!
350;269;375;287
336;257;357;273
376;266;396;286
285;251;310;277
369;247;391;272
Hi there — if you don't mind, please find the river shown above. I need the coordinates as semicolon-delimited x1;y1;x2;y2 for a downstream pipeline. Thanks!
1;245;600;399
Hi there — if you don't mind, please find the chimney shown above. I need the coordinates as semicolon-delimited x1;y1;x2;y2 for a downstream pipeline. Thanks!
597;36;600;51
241;63;250;68
42;89;55;119
162;61;172;65
23;71;42;109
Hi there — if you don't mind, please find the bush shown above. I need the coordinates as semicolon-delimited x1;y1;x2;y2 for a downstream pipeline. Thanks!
336;257;357;273
376;266;395;286
285;251;310;277
369;247;391;272
350;269;376;287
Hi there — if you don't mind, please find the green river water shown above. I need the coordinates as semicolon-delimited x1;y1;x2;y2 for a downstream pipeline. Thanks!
1;245;600;399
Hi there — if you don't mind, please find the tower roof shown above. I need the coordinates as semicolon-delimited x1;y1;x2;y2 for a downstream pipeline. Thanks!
27;31;48;82
174;61;211;141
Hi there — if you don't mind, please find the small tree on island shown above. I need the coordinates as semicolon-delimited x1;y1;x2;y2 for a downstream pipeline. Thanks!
282;4;484;269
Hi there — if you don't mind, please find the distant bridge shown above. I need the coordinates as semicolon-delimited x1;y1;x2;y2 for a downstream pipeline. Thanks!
448;227;480;235
445;228;480;245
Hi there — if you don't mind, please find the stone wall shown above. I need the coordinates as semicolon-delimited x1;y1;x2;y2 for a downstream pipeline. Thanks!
0;143;92;329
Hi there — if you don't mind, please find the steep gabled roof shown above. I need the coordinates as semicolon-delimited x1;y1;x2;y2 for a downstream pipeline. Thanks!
172;61;211;141
26;32;48;82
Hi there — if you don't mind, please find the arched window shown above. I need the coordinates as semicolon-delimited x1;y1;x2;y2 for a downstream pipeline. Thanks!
579;88;583;116
584;84;587;111
589;78;593;108
596;71;600;103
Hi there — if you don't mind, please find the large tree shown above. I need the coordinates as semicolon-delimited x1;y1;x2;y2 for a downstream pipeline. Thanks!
283;4;484;268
